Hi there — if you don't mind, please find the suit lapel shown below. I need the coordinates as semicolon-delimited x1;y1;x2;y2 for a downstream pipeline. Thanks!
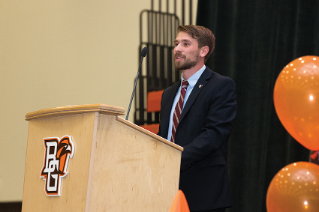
165;81;180;114
161;81;181;137
179;68;212;123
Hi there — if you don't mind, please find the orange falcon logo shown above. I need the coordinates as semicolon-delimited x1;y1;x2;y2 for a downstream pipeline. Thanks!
40;136;74;196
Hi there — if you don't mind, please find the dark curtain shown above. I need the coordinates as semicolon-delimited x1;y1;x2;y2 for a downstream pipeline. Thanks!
196;1;319;211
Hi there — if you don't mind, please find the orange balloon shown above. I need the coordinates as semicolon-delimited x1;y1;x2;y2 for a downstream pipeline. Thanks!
267;162;319;212
274;56;319;150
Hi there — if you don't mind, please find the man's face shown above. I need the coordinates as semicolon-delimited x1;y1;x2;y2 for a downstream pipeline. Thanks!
174;31;201;71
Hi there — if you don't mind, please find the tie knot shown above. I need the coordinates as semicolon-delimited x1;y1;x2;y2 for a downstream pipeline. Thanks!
182;80;189;88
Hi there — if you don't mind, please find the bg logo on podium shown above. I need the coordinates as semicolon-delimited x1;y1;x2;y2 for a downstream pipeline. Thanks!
40;136;74;196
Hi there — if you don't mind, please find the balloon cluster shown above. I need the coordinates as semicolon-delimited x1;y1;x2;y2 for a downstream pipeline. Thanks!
267;56;319;211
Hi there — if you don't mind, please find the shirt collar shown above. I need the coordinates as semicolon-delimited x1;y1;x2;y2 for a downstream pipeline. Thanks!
181;65;206;88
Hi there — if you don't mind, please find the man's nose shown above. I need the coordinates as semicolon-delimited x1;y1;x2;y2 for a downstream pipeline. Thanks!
174;44;181;53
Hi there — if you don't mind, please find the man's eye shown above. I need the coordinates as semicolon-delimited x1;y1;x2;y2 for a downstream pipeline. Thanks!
184;43;190;46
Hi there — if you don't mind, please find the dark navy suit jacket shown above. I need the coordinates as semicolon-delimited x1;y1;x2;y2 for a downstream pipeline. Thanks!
158;67;237;211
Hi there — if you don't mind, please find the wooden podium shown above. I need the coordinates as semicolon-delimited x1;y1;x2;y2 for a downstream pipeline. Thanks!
22;104;183;212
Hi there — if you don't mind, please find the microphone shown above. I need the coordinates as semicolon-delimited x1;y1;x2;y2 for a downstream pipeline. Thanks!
125;47;147;120
140;46;147;57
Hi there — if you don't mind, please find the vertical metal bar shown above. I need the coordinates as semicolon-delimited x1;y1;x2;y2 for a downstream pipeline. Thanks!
189;0;192;25
155;12;158;44
139;46;145;124
152;43;157;88
166;0;169;46
170;13;173;47
140;12;142;44
174;0;176;14
147;43;151;86
136;11;143;124
182;0;185;25
160;28;164;89
147;67;152;124
134;46;139;123
159;12;162;46
151;12;154;44
167;46;173;86
146;43;151;124
173;14;175;45
148;11;151;44
171;14;175;84
164;15;166;46
175;17;180;82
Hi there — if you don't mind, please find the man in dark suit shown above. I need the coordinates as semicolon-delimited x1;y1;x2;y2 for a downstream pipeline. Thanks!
158;25;237;212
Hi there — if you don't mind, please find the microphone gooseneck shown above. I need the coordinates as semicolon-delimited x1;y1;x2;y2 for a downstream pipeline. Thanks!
125;47;147;120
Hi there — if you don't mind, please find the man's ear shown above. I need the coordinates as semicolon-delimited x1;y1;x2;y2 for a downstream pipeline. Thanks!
200;46;209;58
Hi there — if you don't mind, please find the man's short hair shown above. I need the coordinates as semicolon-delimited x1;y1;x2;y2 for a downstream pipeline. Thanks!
177;25;215;63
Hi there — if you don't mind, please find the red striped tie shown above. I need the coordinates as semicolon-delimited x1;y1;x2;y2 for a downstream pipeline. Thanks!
171;80;189;142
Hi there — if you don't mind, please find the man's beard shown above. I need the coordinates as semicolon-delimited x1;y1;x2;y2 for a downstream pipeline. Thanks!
174;53;200;71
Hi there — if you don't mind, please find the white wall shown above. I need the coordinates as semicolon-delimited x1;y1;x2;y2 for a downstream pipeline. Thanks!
0;0;197;202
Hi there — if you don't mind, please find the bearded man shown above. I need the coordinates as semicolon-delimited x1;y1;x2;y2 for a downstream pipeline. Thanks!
158;25;237;212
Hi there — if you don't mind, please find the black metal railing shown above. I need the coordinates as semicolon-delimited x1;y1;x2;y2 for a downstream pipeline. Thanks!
134;0;194;125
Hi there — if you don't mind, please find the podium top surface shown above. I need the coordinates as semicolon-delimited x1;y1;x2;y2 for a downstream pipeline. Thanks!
25;104;125;120
116;117;183;151
25;104;183;151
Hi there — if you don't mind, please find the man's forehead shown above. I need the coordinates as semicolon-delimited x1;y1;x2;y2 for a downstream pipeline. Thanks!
175;32;197;42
